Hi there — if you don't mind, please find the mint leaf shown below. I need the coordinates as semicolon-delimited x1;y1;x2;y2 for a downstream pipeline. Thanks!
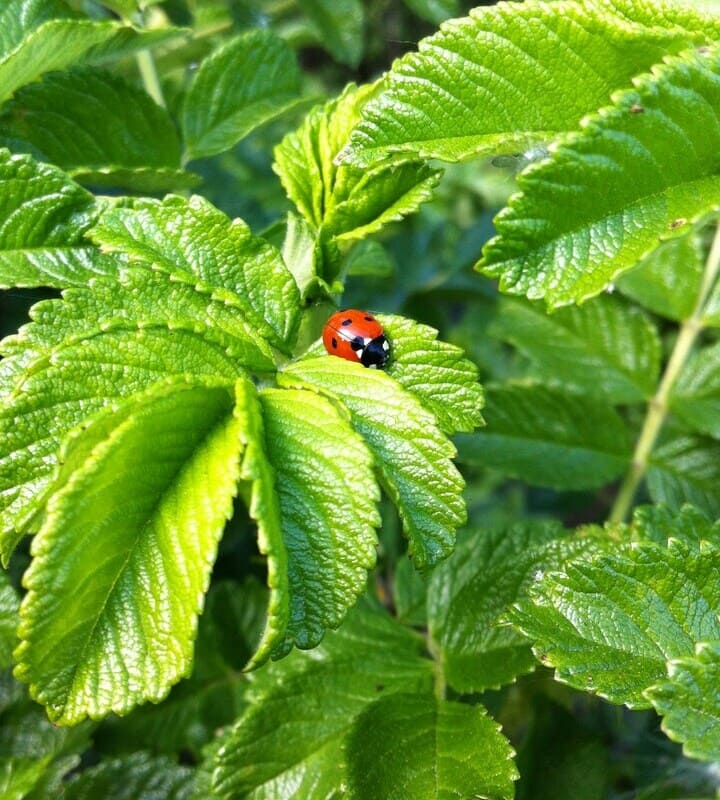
456;383;631;490
64;753;194;800
280;357;465;569
671;343;720;439
0;13;182;105
488;296;660;403
89;196;300;350
213;601;434;799
0;67;195;192
339;0;718;165
0;149;115;290
480;45;720;307
15;378;243;723
259;387;379;655
346;693;517;800
646;641;720;763
182;30;303;162
647;434;720;518
511;540;720;707
618;233;705;322
380;313;484;434
427;521;608;692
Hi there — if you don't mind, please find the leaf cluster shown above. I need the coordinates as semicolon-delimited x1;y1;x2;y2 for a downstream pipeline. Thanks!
4;0;720;798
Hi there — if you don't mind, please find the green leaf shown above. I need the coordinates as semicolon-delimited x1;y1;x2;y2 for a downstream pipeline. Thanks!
344;239;395;278
213;601;434;800
0;0;75;58
480;45;720;307
329;162;441;245
346;693;517;800
379;313;484;434
618;233;705;322
181;30;303;162
0;149;117;290
339;0;719;166
0;573;19;670
392;558;428;627
0;13;183;105
0;68;195;192
488;296;661;403
455;383;632;490
15;378;243;723
233;378;290;665
646;640;720;762
401;0;459;26
298;0;364;67
629;504;720;548
64;753;194;800
0;277;260;551
510;539;720;707
274;85;440;279
280;357;465;569
0;688;91;800
671;343;720;439
259;387;380;655
2;270;276;377
89;196;300;350
280;212;323;301
647;434;720;518
96;579;262;757
428;521;608;692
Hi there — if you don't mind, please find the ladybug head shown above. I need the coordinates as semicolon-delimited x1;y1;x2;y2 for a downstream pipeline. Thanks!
360;335;391;368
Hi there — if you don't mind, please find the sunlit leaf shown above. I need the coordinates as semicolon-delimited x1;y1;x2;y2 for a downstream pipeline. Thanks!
280;357;465;569
480;46;720;306
339;0;719;165
15;379;243;723
511;539;720;707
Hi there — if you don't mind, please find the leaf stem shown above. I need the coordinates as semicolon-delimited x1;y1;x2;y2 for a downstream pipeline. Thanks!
427;634;446;701
608;223;720;523
136;48;166;108
127;8;166;108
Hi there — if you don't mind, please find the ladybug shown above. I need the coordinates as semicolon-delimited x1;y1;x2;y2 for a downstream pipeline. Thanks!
322;309;391;368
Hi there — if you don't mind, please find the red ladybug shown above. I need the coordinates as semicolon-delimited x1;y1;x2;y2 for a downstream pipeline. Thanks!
322;309;391;368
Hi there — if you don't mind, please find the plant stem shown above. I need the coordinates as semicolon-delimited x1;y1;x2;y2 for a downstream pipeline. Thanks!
608;223;720;523
136;48;166;108
427;634;446;701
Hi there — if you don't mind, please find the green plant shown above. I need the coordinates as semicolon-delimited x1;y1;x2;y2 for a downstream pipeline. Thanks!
2;0;720;798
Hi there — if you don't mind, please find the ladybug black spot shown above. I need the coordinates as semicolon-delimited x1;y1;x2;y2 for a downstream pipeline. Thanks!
331;337;338;349
342;318;353;326
364;315;374;321
350;337;364;351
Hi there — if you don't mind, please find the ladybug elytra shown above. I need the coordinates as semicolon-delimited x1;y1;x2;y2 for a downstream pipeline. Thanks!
322;309;391;369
